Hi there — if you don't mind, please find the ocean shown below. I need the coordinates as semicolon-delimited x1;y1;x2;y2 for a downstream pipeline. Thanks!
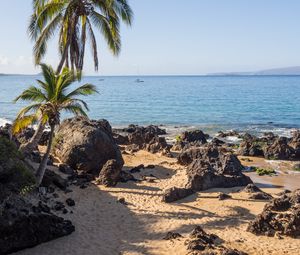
0;75;300;137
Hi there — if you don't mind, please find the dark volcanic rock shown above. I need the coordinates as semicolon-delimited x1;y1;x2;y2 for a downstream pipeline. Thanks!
249;192;273;200
243;184;272;200
264;137;295;160
237;140;264;157
113;133;129;145
119;171;136;183
177;143;251;191
186;226;247;254
130;164;145;173
53;117;123;175
243;184;262;193
289;130;300;159
66;198;75;207
162;187;194;203
181;130;208;144
217;130;240;138
123;124;166;135
218;193;232;200
247;189;300;237
0;196;74;255
177;145;221;166
58;164;75;175
145;136;171;155
96;159;122;187
41;170;68;190
186;158;252;191
163;232;183;240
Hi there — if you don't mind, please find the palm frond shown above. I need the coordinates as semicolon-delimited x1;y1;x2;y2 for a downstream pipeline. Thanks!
12;114;39;134
66;83;98;98
14;86;48;102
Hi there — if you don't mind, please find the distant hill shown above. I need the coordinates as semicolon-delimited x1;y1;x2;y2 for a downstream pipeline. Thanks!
209;66;300;76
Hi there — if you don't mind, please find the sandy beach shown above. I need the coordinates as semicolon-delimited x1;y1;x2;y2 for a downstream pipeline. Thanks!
14;150;300;255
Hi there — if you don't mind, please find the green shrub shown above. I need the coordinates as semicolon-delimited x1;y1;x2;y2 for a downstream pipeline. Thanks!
175;135;182;143
0;137;36;195
254;167;276;176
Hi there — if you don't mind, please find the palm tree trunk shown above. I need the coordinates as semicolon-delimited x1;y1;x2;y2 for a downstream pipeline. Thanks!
36;124;55;186
19;120;46;155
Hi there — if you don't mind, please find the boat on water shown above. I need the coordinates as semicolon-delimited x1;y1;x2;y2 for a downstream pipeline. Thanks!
135;78;144;83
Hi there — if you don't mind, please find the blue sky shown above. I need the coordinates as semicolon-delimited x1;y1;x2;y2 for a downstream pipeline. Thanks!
0;0;300;75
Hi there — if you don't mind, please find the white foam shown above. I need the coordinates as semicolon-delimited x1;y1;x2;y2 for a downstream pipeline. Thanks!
0;118;11;127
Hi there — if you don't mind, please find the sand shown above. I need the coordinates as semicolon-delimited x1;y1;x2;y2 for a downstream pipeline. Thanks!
15;151;300;255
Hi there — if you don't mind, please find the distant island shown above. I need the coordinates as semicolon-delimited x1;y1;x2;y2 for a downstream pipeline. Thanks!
209;66;300;76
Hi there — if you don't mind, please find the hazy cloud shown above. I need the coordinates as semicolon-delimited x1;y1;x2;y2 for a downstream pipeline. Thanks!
0;55;9;65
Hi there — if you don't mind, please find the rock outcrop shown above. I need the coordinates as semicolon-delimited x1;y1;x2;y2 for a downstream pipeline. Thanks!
0;196;75;254
53;117;123;175
289;130;300;158
186;157;252;191
247;189;300;237
0;137;75;254
186;226;247;255
264;137;295;160
96;159;122;187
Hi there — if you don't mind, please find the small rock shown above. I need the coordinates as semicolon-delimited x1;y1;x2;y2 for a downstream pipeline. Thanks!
66;198;75;207
218;193;232;200
118;197;127;205
163;232;183;240
130;164;145;173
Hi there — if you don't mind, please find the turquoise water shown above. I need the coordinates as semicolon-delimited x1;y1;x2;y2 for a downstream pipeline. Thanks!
0;75;300;135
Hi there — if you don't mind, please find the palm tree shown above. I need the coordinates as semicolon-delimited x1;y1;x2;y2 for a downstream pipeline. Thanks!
29;0;133;74
13;64;98;185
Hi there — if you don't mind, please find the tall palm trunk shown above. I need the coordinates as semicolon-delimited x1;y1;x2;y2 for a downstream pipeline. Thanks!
19;120;46;155
36;124;55;186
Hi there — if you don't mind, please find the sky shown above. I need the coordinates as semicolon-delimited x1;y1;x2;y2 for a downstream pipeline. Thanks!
0;0;300;75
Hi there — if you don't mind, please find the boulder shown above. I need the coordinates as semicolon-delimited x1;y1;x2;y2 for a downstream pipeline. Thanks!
248;190;300;237
180;130;208;144
113;133;129;145
264;137;295;160
145;136;171;155
186;226;247;255
122;124;166;135
217;130;240;138
237;140;264;157
186;158;252;191
177;145;221;166
127;128;155;147
162;187;194;203
0;196;74;254
41;170;68;190
96;159;122;187
289;130;300;159
53;117;123;175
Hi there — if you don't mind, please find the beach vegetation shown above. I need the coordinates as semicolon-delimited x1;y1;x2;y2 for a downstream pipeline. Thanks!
0;137;36;193
254;167;276;176
175;135;182;142
13;64;97;185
